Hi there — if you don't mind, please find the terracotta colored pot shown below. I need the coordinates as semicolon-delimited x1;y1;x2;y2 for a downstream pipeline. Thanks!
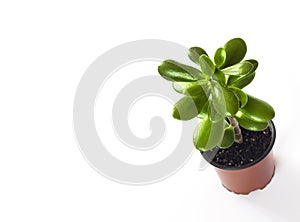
215;150;275;194
203;121;276;195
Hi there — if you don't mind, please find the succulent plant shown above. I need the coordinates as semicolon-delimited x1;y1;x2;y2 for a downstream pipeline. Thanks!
158;38;275;151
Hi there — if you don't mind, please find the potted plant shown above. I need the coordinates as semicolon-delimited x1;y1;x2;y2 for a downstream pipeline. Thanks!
158;38;276;194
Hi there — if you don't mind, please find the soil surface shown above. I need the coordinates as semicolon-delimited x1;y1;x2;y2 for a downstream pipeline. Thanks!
202;126;273;168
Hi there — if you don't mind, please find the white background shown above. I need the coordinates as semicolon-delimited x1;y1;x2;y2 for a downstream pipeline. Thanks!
1;0;300;221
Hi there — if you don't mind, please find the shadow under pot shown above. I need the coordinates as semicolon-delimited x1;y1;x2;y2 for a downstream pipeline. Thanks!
201;121;276;195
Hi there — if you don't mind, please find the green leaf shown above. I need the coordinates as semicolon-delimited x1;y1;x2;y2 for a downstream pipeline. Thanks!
218;123;235;148
227;72;256;89
173;95;208;120
214;70;226;84
238;95;275;122
222;86;239;115
210;81;226;118
198;101;209;118
184;81;209;97
199;55;215;77
193;115;225;151
172;81;209;97
172;82;195;94
210;82;239;117
235;112;269;131
188;47;208;65
246;59;258;72
158;60;203;82
208;103;223;122
222;61;253;76
222;38;247;68
214;47;226;68
229;86;248;107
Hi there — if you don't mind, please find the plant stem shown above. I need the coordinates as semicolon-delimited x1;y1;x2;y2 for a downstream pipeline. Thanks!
228;117;243;144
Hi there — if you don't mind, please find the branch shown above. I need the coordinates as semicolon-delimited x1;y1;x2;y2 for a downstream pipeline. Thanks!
228;117;243;144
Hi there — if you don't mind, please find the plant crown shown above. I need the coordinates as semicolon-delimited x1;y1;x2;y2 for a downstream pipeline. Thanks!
158;38;275;151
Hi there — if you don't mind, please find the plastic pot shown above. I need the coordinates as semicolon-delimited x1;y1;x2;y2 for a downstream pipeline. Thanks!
202;121;276;195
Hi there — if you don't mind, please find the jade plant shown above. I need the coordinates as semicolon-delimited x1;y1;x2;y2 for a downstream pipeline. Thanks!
158;38;275;151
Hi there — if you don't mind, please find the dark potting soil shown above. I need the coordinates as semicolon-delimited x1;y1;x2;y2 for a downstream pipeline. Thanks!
202;126;273;169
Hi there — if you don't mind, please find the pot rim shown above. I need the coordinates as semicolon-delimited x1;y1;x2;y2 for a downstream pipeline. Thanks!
201;120;276;170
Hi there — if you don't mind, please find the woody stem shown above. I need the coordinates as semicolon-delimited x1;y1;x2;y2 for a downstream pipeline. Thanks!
228;116;243;144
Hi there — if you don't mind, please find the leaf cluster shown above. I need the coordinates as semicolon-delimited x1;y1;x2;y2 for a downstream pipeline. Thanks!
158;38;275;151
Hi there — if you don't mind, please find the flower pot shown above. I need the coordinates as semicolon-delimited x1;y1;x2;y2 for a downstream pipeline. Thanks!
201;121;276;195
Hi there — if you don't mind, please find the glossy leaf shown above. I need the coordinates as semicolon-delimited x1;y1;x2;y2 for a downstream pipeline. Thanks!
222;61;253;76
172;82;195;94
210;82;239;118
235;112;269;131
193;116;225;151
246;59;258;72
173;95;208;120
222;86;239;115
214;70;226;84
197;101;209;119
188;47;208;65
199;55;215;77
158;60;202;82
227;72;256;89
211;81;226;118
214;47;226;68
184;81;209;97
238;95;275;122
222;38;247;68
172;81;209;97
218;123;235;148
208;103;224;122
229;86;248;107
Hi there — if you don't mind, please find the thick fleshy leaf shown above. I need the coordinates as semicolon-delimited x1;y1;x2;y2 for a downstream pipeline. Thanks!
214;70;226;84
222;86;239;115
172;81;209;97
210;82;239;118
227;72;256;89
238;95;275;122
184;81;209;97
173;95;208;120
222;38;247;68
158;60;202;82
229;86;248;108
218;123;235;148
211;81;226;118
198;101;209;118
214;47;226;68
188;47;208;65
199;55;215;77
208;103;224;122
235;112;269;131
222;61;253;76
246;59;258;72
193;116;225;151
172;82;195;94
